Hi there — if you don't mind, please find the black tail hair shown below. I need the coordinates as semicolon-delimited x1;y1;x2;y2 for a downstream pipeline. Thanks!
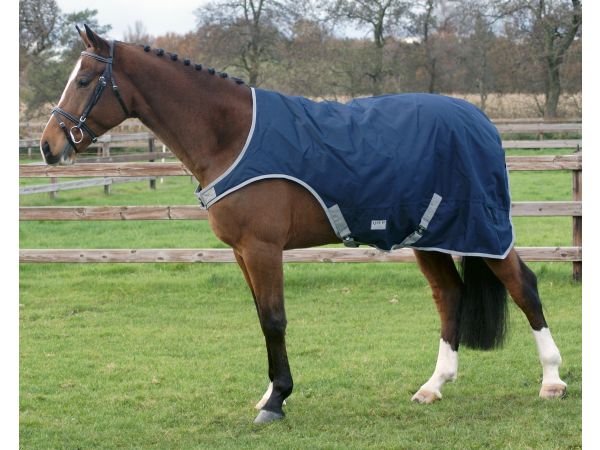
458;256;508;350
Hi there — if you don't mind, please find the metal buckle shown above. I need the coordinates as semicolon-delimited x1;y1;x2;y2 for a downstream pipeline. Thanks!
69;126;84;144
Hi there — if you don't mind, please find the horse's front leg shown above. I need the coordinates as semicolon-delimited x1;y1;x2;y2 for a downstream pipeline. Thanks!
233;250;285;411
237;243;292;424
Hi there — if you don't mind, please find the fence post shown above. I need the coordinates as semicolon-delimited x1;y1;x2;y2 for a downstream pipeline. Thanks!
572;166;582;281
161;144;166;184
102;142;111;195
49;177;56;199
148;138;156;190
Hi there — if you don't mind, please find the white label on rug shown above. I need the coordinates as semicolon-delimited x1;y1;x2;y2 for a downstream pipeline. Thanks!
371;220;387;230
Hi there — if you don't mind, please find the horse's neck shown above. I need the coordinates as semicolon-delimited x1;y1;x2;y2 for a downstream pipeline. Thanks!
118;44;253;187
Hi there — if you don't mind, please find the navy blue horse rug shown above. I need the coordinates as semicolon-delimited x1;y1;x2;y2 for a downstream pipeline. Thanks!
196;88;514;258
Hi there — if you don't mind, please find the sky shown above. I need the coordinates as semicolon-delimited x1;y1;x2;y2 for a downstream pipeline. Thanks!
56;0;210;40
55;0;371;41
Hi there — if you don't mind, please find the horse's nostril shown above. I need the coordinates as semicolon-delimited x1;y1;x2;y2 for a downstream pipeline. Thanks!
41;141;60;165
41;141;50;156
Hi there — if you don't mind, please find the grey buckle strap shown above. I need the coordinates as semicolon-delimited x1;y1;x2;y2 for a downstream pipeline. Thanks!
328;204;351;240
195;185;216;210
397;193;442;247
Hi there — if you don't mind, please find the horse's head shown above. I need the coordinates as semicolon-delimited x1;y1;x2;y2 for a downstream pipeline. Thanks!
40;24;131;165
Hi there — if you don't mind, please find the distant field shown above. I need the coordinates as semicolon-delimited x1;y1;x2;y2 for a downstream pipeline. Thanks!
19;146;581;448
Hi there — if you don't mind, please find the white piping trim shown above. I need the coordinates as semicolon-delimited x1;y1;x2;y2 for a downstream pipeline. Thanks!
204;174;344;238
409;240;514;259
199;87;257;194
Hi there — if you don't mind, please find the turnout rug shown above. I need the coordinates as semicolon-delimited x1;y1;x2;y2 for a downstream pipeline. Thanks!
196;88;514;258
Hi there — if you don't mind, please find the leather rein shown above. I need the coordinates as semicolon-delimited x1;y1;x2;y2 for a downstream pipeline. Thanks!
51;40;130;151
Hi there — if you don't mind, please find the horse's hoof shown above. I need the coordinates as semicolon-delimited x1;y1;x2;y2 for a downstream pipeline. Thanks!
253;409;284;424
539;383;567;399
411;389;442;404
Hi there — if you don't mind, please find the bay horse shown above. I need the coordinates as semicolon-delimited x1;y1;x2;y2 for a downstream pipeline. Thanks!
39;25;567;424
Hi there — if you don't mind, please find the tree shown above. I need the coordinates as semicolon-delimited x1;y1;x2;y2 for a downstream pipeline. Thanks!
455;1;500;110
496;0;582;117
123;21;155;45
19;4;111;117
194;0;290;85
19;0;61;56
330;0;410;95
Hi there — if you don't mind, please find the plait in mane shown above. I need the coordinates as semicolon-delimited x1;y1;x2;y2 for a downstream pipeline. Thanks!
140;44;245;85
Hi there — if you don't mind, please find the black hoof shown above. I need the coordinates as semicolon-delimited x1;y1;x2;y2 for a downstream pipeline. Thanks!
253;409;284;424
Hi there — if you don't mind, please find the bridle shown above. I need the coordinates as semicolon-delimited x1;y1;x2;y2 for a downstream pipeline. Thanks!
51;40;130;151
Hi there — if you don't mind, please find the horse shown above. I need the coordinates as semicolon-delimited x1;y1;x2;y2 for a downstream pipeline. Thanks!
39;25;567;424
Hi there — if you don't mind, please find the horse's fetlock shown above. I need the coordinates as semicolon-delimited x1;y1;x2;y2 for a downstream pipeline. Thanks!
440;369;457;382
541;351;562;367
274;378;293;398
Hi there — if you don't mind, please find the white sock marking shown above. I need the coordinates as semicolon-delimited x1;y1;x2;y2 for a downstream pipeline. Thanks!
418;339;458;397
533;327;566;386
255;381;287;409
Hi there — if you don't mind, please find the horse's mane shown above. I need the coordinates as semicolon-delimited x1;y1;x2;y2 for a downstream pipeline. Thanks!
119;41;246;86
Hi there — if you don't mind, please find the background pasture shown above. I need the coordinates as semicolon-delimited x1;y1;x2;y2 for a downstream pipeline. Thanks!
19;144;582;448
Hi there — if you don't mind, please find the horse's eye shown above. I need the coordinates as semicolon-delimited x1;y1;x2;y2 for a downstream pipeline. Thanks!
77;78;91;87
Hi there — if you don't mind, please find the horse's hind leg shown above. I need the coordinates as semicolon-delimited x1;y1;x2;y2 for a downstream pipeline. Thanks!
412;250;463;404
484;249;566;398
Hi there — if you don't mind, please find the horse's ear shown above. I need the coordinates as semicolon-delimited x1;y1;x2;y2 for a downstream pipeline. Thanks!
84;24;98;47
82;23;108;51
76;24;91;48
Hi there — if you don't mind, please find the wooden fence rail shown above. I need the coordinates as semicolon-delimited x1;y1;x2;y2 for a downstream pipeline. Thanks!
19;137;582;155
19;119;582;140
19;177;156;195
18;201;581;221
17;154;583;178
19;247;582;264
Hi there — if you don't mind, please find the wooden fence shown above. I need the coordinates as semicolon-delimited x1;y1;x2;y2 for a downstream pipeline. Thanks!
19;121;582;280
18;117;583;140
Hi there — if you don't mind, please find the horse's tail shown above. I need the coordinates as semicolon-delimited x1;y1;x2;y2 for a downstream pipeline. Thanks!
458;256;508;350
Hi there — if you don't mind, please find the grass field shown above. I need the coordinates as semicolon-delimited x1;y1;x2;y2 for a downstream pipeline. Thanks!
20;147;582;449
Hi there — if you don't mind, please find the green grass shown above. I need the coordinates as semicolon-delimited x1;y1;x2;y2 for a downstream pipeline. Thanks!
20;262;581;449
20;150;581;449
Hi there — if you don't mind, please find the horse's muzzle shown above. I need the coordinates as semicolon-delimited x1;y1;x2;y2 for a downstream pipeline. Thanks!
41;141;75;166
41;141;61;165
